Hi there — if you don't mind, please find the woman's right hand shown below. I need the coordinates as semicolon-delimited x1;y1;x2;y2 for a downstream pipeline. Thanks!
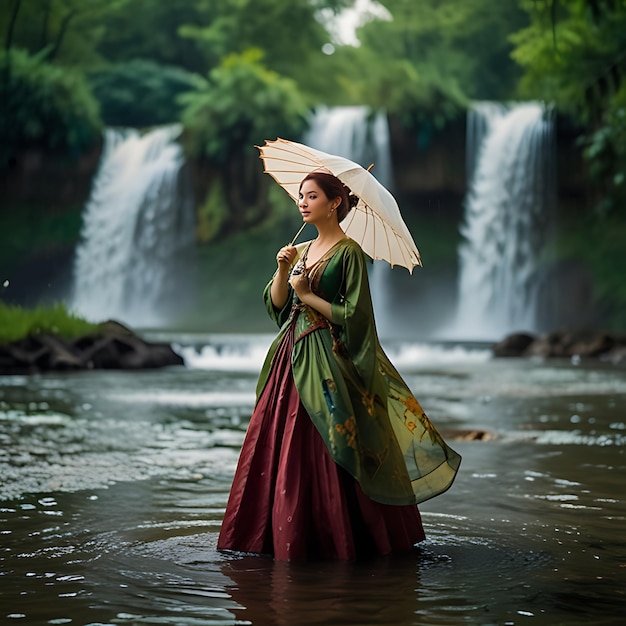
276;245;297;271
270;245;297;310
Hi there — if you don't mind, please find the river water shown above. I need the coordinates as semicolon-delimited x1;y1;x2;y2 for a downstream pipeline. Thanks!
1;334;624;625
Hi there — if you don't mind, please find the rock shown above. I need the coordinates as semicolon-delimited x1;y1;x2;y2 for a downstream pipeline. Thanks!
524;331;565;358
443;429;498;442
36;334;84;370
567;331;615;358
494;329;626;361
492;332;536;357
0;321;184;374
535;330;616;359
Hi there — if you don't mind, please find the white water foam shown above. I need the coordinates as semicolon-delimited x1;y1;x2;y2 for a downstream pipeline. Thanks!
177;336;491;372
386;343;491;369
71;125;195;327
178;336;273;372
447;101;555;340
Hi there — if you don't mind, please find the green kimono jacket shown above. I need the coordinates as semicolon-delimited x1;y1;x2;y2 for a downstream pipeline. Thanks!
257;237;461;506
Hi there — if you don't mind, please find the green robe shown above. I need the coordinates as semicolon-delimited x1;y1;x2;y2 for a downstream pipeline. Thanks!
257;237;461;506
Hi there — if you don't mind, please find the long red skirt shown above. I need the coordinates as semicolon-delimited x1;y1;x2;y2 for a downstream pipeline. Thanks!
217;328;425;561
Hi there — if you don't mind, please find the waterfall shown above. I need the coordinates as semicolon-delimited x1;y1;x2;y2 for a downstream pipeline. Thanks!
452;101;555;340
71;125;195;328
305;106;392;186
304;106;395;336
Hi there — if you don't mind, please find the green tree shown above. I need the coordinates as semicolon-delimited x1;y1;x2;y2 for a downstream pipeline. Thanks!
311;0;528;137
177;0;354;103
1;0;124;67
0;49;101;167
88;59;201;126
92;0;211;74
180;49;310;236
511;0;626;213
91;0;352;83
13;0;356;128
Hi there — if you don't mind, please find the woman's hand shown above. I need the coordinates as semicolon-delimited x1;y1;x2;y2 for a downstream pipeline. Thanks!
290;272;333;320
270;245;297;310
289;272;311;299
276;245;297;270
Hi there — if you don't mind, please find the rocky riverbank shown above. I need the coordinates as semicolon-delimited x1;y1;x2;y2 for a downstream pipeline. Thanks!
493;330;626;364
0;321;184;374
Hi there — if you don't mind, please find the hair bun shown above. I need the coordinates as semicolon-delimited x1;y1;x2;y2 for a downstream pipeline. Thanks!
342;184;359;209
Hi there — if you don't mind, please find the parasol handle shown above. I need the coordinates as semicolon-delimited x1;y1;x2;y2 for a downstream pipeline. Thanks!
289;223;306;246
268;222;306;280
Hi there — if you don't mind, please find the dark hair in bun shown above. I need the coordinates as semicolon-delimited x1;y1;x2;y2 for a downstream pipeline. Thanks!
299;171;357;223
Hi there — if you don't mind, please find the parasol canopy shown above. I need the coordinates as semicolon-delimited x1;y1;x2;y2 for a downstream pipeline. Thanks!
257;138;422;272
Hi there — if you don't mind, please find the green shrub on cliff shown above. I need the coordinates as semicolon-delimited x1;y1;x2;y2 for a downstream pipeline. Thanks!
0;49;102;167
180;49;310;236
512;0;626;215
88;59;200;127
0;302;99;343
180;49;309;163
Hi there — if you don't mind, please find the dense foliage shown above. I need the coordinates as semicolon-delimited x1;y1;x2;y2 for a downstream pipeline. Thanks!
0;49;101;166
181;50;310;162
88;59;201;127
2;0;621;161
1;0;529;160
512;0;626;215
345;0;527;127
181;50;310;233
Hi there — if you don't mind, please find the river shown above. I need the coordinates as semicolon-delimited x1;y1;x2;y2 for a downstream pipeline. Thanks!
1;334;624;625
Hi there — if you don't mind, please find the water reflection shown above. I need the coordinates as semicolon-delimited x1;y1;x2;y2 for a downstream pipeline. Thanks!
0;340;624;624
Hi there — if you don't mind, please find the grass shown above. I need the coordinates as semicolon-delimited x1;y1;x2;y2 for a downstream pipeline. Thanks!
0;301;100;343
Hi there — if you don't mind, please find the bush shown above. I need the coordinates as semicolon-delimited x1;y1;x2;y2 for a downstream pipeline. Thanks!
378;61;467;131
0;301;99;343
0;49;102;166
88;58;201;127
328;46;467;133
580;83;626;215
180;49;310;163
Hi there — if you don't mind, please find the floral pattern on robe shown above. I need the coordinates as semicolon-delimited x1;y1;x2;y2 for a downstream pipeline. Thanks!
256;237;461;506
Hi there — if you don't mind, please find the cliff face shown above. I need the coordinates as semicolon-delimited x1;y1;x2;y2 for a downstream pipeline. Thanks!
390;114;467;199
1;141;104;214
0;142;104;306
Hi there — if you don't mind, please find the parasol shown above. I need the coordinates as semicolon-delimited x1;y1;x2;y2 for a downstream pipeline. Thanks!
257;138;422;272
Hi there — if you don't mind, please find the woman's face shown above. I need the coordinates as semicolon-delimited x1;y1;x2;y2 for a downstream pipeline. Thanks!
298;179;338;225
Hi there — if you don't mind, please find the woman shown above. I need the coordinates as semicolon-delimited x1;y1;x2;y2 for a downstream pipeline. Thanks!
217;171;461;561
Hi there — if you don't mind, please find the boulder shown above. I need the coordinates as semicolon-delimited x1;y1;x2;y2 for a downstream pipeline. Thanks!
0;320;184;374
492;332;536;357
494;329;626;361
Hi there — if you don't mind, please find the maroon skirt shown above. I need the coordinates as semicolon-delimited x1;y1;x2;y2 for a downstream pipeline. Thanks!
217;327;425;561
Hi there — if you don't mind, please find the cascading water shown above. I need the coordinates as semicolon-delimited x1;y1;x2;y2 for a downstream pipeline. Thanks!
304;106;396;336
305;106;393;186
451;101;555;340
71;125;195;327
